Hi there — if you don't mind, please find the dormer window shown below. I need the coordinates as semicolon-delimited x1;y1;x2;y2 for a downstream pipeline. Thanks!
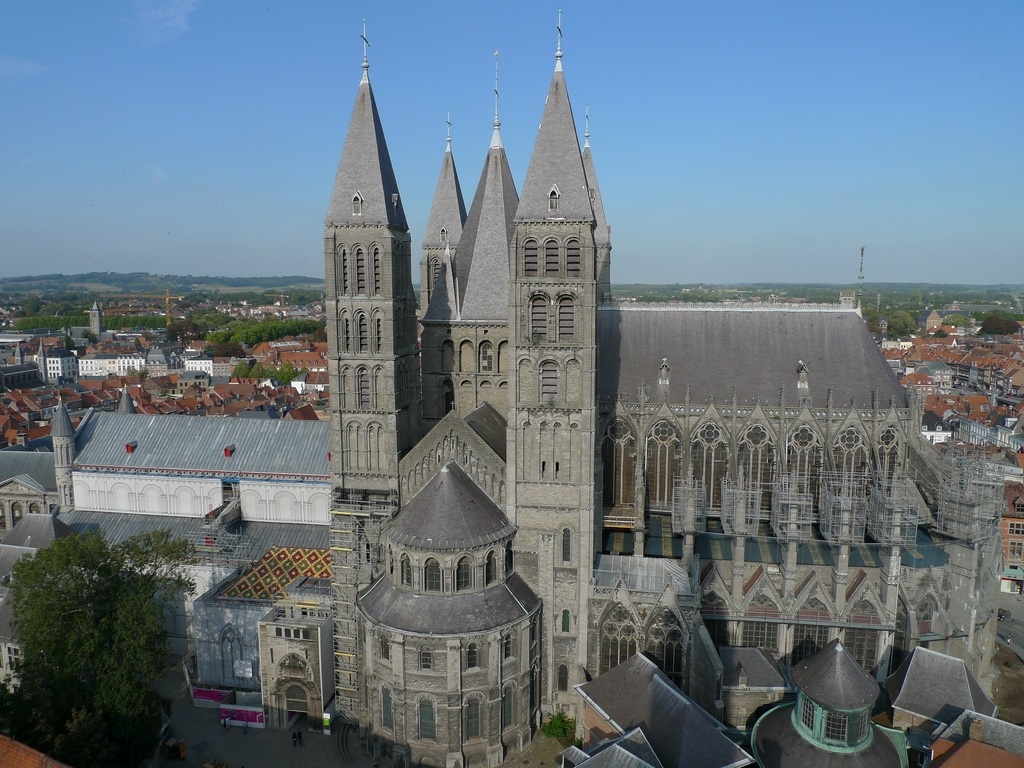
352;192;363;216
125;441;138;454
223;444;235;458
548;186;560;212
440;226;448;243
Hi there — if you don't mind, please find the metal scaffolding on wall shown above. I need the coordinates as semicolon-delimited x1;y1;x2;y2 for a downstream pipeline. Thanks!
720;475;765;536
934;459;1000;543
819;470;869;545
671;474;708;535
866;476;919;546
770;472;815;542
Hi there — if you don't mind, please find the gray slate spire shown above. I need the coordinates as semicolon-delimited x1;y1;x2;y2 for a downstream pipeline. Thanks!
50;400;74;438
422;141;467;250
457;133;519;321
117;386;136;414
325;62;408;230
423;244;460;322
515;55;593;223
582;132;610;248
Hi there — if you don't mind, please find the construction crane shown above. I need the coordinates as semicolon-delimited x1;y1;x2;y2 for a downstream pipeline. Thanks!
100;289;186;327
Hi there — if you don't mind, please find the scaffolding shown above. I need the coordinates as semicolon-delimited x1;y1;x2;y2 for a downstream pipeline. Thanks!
866;476;919;546
186;499;251;565
670;474;707;535
720;474;765;536
770;472;815;542
934;459;1000;543
818;470;869;545
330;493;396;724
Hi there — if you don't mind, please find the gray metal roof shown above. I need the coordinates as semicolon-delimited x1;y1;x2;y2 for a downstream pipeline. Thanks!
422;144;466;249
74;412;329;478
582;142;610;247
886;646;995;722
0;451;56;492
597;305;908;408
593;554;691;596
515;65;594;223
719;647;787;689
464;402;507;462
2;513;74;548
388;461;514;550
458;143;519;322
793;638;879;710
325;67;407;230
577;654;752;768
359;571;539;635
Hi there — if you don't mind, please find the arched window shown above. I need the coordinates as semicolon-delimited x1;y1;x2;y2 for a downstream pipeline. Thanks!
544;239;559;275
561;610;570;633
524;239;539;276
419;699;435;740
505;542;513;574
374;317;382;354
566;239;581;276
738;423;775;511
466;643;479;669
382;688;393;729
600;604;638;674
419;647;433;670
372;247;381;295
430;257;442;292
645;608;686;688
646;421;681;510
339;247;349;294
355;247;366;294
442;380;454;414
466;698;481;738
401;555;412;586
787;425;822;496
501;686;514;729
485;551;496;585
548;187;559;212
540;361;558;400
530;295;548;342
503;633;514;659
357;367;370;409
456;557;472;591
557;296;575;342
876;426;900;486
834;427;868;478
603;420;636;509
692;422;727;509
441;340;455;373
561;529;571;562
424;559;442;592
479;341;494;372
557;664;569;692
357;313;368;353
352;193;363;216
341;316;351;353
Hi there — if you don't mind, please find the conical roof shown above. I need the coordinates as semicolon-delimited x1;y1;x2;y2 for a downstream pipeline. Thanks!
422;244;460;322
325;64;407;230
583;138;610;247
422;143;466;249
457;139;519;321
117;387;136;414
793;638;879;710
50;401;74;438
388;461;515;550
515;59;593;223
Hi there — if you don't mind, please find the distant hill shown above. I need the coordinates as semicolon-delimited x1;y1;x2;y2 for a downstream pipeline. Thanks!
0;272;324;294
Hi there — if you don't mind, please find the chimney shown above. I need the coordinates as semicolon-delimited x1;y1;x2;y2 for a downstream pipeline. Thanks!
969;717;984;742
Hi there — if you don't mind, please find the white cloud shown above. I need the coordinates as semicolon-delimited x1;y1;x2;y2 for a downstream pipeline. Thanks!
133;0;199;43
0;55;47;78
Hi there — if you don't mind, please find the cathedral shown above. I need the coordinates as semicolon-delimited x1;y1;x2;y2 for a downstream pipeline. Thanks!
323;29;1000;768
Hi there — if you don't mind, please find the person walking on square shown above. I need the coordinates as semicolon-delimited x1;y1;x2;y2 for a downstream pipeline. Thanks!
292;731;298;747
297;729;303;746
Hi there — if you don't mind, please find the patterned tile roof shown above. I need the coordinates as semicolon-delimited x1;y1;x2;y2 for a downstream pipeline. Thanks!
221;545;331;600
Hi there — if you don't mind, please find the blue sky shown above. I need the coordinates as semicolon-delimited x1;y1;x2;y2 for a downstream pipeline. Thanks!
2;1;1021;284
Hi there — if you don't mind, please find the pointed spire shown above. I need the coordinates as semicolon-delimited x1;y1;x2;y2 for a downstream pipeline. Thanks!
51;400;74;438
422;119;467;250
491;50;503;149
325;22;407;230
117;386;136;414
582;111;609;247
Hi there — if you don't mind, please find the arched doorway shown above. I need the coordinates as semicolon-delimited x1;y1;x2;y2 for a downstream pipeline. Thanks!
285;684;308;713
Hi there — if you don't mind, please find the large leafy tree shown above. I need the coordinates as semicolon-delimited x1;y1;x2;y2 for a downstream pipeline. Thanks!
2;531;194;767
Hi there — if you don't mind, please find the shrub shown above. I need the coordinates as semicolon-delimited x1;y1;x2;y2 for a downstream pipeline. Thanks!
542;712;576;739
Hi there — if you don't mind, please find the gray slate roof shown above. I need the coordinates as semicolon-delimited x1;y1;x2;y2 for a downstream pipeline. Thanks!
577;654;752;768
422;247;460;322
464;402;507;461
325;67;407;230
51;401;74;437
117;386;135;414
886;646;996;722
719;647;787;689
74;412;329;478
457;141;519;321
515;64;594;223
388;461;514;550
597;306;907;408
793;638;879;710
2;513;74;548
0;451;56;492
940;710;1024;755
582;141;610;247
359;571;539;635
422;145;466;249
575;729;664;768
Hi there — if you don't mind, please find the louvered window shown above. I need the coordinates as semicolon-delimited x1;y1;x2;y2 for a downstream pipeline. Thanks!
558;297;575;342
566;239;581;276
356;248;366;294
530;296;548;342
540;361;558;399
524;240;539;276
545;239;559;275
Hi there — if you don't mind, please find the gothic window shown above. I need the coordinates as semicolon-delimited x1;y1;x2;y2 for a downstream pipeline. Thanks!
548;187;559;212
424;559;442;592
646;420;681;510
530;295;548;342
787;425;822;495
355;247;366;293
603;420;636;509
544;239;559;275
440;226;448;243
340;248;349;294
524;239;539;276
540;361;558;401
692;422;727;509
419;699;435;740
791;624;830;665
485;551;496;585
741;619;778;651
466;643;479;669
834;427;868;478
466;698;481;738
562;610;571;633
401;555;412;586
419;647;433;670
456;557;472;591
357;368;370;409
738;423;775;511
557;297;575;342
557;664;569;692
372;247;381;295
221;625;242;681
366;422;383;472
600;604;639;674
479;341;494;372
566;239;581;276
501;686;514;729
382;688;393;729
842;627;878;672
352;193;363;216
645;608;686;688
876;426;900;487
562;528;571;562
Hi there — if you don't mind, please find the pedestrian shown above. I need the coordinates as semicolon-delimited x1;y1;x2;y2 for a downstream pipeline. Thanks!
243;719;248;735
298;729;303;746
292;731;298;747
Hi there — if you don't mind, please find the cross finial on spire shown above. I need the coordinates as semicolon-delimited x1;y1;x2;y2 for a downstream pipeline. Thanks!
446;108;452;152
584;102;590;147
491;50;503;148
360;19;370;81
555;9;563;70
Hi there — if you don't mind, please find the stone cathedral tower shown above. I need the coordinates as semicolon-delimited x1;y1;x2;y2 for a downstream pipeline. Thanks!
325;51;422;722
505;42;601;710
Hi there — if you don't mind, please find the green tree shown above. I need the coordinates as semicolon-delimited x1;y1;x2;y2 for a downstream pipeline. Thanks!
885;311;918;338
2;531;194;767
980;313;1020;336
942;314;971;327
